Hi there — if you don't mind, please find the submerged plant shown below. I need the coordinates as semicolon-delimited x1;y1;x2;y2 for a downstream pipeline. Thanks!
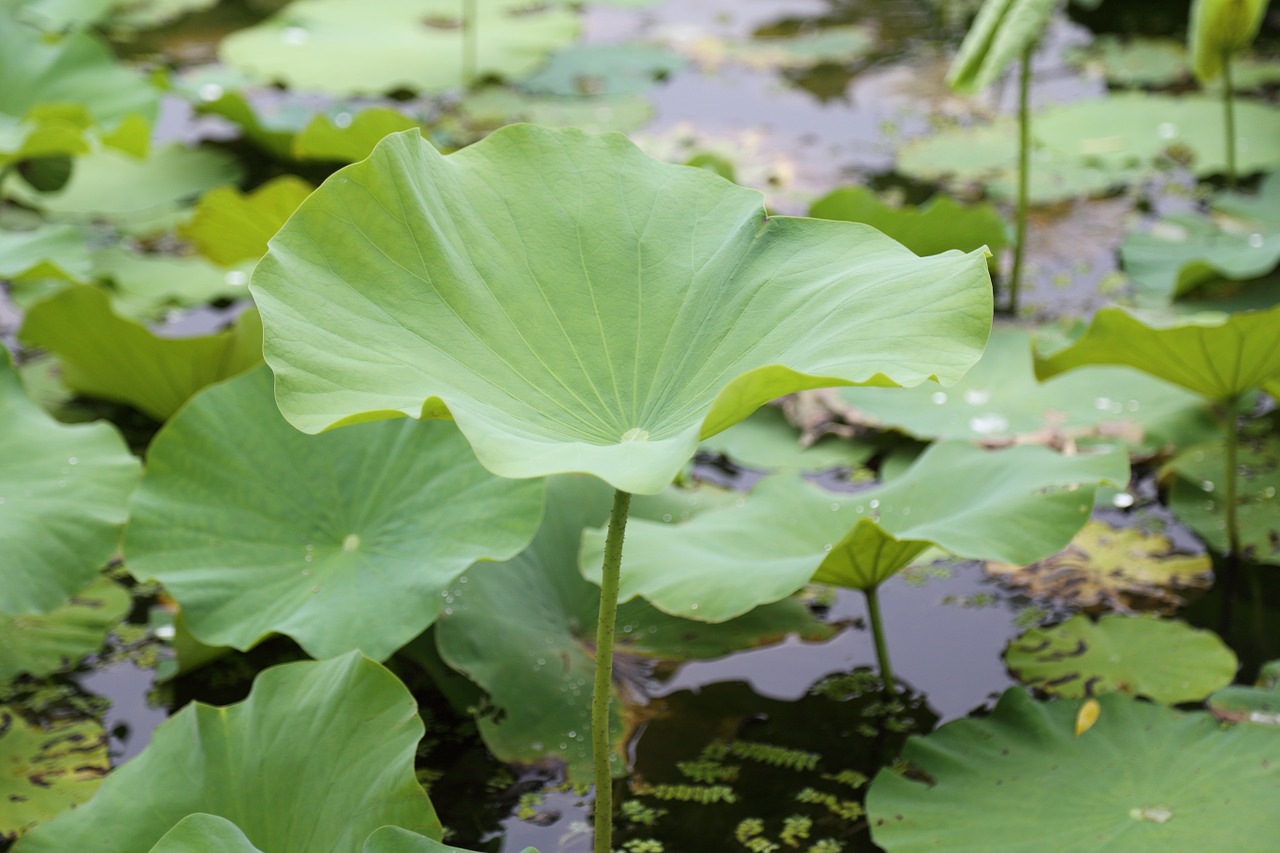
249;125;993;851
947;0;1055;314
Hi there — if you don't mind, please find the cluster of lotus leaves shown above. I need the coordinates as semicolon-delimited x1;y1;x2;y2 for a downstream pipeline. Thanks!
250;125;993;495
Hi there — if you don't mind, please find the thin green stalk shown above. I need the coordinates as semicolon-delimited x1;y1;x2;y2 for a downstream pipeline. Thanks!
1219;395;1241;633
864;586;895;694
462;0;477;89
592;488;631;853
1222;50;1237;190
1008;44;1033;316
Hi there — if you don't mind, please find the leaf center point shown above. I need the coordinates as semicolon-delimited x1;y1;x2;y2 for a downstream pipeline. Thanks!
620;427;650;443
342;533;360;552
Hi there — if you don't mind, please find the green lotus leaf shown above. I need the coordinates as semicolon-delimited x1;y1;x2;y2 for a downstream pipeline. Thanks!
219;0;580;96
1189;0;1268;82
684;24;875;71
839;327;1214;451
700;405;876;473
0;576;130;680
0;707;108;842
985;519;1214;612
148;814;264;853
186;86;299;159
1164;431;1280;565
13;652;442;853
0;348;140;614
1005;613;1237;704
0;222;91;284
363;826;538;853
7;0;218;32
18;284;262;422
1033;304;1280;401
181;177;313;266
584;442;1126;620
809;187;1008;262
455;87;654;135
1210;659;1280;726
434;475;832;780
867;687;1280;851
124;365;546;660
1036;93;1280;179
946;0;1055;93
519;44;685;97
292;109;423;163
87;248;252;321
251;126;992;494
1070;36;1280;90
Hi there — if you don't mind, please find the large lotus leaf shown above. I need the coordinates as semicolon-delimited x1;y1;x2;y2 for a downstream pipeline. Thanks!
0;223;91;284
1035;304;1280;401
1036;94;1280;179
148;815;263;853
363;826;538;853
866;687;1280;851
1189;0;1268;82
7;0;217;32
1164;432;1280;565
1210;660;1280;726
946;0;1055;93
699;405;875;473
0;349;140;615
434;475;831;780
583;442;1126;620
809;187;1008;261
87;248;251;322
292;109;422;163
181;177;313;266
219;0;580;96
251;126;993;495
124;365;545;660
1123;216;1280;303
0;708;108;842
839;327;1213;451
13;652;441;853
18;285;262;422
0;576;130;680
986;519;1214;612
519;44;685;97
1005;614;1237;704
0;8;156;125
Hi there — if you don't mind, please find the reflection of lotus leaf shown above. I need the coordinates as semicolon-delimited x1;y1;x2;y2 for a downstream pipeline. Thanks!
1210;659;1280;726
986;519;1213;612
0;577;130;680
868;687;1280;851
1;708;108;842
1005;613;1237;703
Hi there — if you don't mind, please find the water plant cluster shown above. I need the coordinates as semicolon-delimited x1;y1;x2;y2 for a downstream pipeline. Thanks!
1;0;1279;851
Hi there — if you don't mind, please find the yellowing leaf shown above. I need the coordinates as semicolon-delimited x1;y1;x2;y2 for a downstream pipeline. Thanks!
1075;698;1100;736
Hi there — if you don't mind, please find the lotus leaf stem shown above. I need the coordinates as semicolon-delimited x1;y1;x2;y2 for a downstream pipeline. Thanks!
1008;44;1033;316
864;586;896;695
1219;395;1242;633
592;487;631;853
1222;50;1237;189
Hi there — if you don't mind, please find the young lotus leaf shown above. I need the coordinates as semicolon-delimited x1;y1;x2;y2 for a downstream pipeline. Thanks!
13;652;442;853
809;187;1008;262
363;826;538;853
1165;432;1280;565
945;0;1056;93
292;109;423;163
867;687;1280;851
0;348;140;615
147;815;263;853
0;576;130;680
1004;614;1237;704
839;327;1214;452
251;125;992;494
0;708;108;842
434;475;831;780
1035;304;1280;402
1210;660;1280;726
1189;0;1268;82
699;405;876;473
124;366;545;661
181;177;313;266
18;285;262;422
582;442;1127;620
219;0;580;95
986;519;1214;613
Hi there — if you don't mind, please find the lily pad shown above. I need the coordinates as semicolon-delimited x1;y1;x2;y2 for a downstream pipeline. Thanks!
292;109;423;163
124;365;544;661
986;518;1214;612
867;687;1280;851
1164;431;1280;565
1210;660;1280;726
0;576;130;680
18;285;263;422
219;0;580;96
364;827;538;853
181;177;313;266
699;405;875;473
1005;613;1237;703
518;43;685;97
13;652;442;852
434;475;832;780
1034;303;1280;402
251;125;992;495
583;442;1126;621
946;0;1056;93
147;814;264;853
0;708;108;842
809;187;1008;261
0;347;140;615
838;327;1213;452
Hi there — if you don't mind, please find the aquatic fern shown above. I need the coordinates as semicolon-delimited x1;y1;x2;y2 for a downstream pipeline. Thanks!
621;840;664;853
631;781;738;804
795;788;864;821
780;815;813;846
677;759;741;784
729;741;821;772
808;840;844;853
620;799;667;827
821;770;869;791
